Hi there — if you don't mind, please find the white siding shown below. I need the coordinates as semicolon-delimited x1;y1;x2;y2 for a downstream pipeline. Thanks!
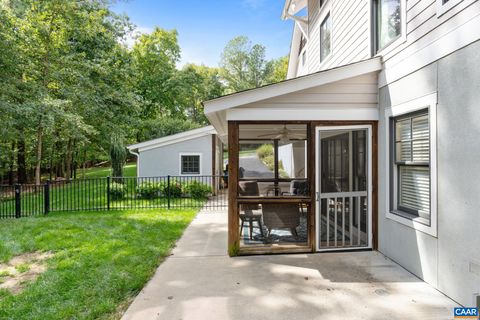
226;72;379;121
288;0;480;86
305;0;371;74
378;0;480;86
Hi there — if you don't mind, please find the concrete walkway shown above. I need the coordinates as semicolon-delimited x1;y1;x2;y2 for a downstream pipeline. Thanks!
122;209;458;320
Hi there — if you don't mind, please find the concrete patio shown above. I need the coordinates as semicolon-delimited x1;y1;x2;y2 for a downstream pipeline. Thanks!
122;208;458;320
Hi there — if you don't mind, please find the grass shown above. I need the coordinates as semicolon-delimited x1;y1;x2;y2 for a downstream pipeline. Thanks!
0;208;197;319
76;162;137;178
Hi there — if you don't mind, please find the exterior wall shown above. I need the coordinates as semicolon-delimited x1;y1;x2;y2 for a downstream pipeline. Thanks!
290;0;480;81
138;135;213;177
380;0;480;85
306;0;371;73
378;40;480;307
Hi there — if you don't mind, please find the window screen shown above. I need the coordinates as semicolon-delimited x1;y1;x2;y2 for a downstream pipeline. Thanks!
181;155;200;174
393;112;430;221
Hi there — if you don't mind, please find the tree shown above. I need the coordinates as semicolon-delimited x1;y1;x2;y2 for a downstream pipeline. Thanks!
110;134;126;178
175;64;224;124
267;55;289;83
131;27;181;119
219;36;274;93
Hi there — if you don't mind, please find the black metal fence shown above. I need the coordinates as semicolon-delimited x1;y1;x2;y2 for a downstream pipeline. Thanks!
0;175;228;219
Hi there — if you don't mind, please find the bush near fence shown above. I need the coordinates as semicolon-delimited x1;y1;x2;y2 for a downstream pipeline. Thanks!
0;175;226;219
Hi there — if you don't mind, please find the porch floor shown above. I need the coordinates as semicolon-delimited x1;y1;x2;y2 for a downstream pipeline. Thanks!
122;207;458;320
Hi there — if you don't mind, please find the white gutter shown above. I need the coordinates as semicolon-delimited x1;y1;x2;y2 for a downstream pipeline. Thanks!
127;148;140;177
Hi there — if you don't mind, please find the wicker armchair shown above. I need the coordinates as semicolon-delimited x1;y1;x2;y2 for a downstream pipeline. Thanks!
262;203;300;238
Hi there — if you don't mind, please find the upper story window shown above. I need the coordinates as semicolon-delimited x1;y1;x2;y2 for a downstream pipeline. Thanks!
374;0;402;51
298;34;307;56
320;13;331;62
319;0;326;8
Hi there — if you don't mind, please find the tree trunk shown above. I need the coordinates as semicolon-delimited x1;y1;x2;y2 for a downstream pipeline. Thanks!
17;138;27;184
82;149;87;179
65;139;73;181
34;126;44;185
8;141;15;185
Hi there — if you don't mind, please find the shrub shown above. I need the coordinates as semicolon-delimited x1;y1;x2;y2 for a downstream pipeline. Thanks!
109;182;126;200
182;181;212;199
162;180;182;198
136;181;162;199
256;144;274;159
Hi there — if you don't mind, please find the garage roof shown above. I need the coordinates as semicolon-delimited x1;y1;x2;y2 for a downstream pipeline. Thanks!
127;126;216;152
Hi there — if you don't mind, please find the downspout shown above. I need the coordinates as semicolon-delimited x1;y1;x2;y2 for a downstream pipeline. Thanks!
127;148;140;177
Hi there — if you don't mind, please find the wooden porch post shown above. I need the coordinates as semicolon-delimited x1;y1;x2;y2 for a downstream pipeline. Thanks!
228;121;240;256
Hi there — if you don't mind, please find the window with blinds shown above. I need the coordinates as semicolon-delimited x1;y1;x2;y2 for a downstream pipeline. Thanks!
393;111;430;222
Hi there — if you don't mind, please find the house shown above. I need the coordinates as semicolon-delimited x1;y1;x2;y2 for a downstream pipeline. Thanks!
127;126;224;180
203;0;480;308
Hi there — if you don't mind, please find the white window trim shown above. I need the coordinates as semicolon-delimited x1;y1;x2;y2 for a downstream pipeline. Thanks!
179;152;202;176
319;1;332;67
384;93;437;237
374;0;407;57
436;0;463;17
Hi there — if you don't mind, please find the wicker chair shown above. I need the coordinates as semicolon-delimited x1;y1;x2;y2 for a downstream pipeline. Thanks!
262;203;300;238
238;181;263;240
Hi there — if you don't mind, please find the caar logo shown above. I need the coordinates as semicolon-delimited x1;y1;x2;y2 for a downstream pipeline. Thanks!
454;307;479;319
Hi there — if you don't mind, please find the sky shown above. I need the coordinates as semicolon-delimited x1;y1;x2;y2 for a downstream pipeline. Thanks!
111;0;294;68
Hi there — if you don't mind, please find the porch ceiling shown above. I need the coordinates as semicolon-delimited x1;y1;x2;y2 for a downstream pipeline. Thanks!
203;58;382;143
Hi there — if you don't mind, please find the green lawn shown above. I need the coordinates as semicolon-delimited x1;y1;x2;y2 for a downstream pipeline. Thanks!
0;209;196;319
77;162;137;178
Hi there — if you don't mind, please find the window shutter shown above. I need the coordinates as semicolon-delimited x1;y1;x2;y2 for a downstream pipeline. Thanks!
399;166;430;218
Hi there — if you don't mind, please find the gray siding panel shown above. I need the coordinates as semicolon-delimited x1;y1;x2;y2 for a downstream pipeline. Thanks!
138;135;213;177
378;40;480;307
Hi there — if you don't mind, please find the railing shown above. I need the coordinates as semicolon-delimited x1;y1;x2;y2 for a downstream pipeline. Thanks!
319;191;368;248
0;175;228;219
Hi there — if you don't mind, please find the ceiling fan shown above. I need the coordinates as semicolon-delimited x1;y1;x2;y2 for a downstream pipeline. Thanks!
257;125;306;144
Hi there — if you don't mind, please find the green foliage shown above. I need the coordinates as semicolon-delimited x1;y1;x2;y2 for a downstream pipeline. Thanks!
256;144;274;159
0;209;196;319
220;36;274;93
256;144;288;177
267;55;289;83
136;181;163;199
164;180;183;198
109;135;127;178
182;181;212;199
109;182;127;200
137;117;201;142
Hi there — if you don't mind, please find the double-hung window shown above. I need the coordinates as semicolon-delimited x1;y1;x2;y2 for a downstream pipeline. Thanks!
392;111;430;223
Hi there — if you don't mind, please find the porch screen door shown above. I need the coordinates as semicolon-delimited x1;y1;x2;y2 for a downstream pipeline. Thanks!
316;126;372;251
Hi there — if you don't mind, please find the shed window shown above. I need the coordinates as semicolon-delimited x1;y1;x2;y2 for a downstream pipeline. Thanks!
181;155;200;175
391;111;430;222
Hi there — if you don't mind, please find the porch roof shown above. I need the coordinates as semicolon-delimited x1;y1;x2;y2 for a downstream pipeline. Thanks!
203;57;382;142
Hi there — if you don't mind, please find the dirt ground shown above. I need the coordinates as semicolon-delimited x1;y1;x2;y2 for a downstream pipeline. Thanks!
0;252;53;294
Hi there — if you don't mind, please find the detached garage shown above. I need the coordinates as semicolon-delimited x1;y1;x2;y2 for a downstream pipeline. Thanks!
127;126;224;178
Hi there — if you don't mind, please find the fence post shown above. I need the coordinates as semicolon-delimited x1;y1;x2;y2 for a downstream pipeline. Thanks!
107;176;111;211
44;181;50;215
167;175;171;210
14;184;21;219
